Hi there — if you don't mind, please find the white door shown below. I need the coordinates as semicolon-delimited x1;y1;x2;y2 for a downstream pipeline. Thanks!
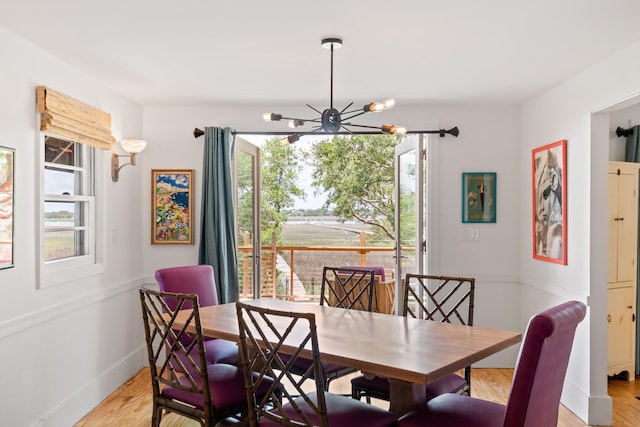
394;134;425;313
234;137;261;299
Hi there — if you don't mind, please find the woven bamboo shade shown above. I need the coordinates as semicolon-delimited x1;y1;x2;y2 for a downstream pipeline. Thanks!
36;86;115;150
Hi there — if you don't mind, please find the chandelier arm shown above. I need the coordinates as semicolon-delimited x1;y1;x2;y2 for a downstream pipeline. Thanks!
342;123;382;129
339;102;354;115
340;111;368;121
340;125;354;134
339;122;385;130
306;104;323;115
277;115;317;122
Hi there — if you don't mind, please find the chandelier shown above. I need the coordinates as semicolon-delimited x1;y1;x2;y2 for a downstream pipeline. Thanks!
263;38;407;144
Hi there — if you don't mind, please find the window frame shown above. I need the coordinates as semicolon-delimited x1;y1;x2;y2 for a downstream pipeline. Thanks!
38;133;104;288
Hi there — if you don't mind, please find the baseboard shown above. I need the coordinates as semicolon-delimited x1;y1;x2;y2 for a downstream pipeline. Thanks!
559;377;612;426
588;394;613;426
31;345;146;427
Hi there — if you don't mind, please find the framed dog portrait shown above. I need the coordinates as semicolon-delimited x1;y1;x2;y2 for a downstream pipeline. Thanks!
532;139;567;264
151;169;194;245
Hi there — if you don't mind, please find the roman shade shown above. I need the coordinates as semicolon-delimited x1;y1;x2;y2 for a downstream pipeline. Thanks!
36;86;115;150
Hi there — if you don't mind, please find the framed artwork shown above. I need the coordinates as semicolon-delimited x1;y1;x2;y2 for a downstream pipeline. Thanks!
0;146;14;269
532;139;567;264
152;169;194;245
462;172;496;223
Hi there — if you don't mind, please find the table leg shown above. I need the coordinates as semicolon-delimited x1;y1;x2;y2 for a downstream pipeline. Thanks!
387;378;426;415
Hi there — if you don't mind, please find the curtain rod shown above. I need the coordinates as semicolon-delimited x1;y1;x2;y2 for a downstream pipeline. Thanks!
616;126;635;137
193;126;459;139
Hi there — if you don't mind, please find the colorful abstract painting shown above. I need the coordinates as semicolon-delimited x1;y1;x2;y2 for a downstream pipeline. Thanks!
151;169;194;244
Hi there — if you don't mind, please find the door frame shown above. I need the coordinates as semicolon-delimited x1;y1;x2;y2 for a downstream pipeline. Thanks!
234;136;261;298
394;134;426;314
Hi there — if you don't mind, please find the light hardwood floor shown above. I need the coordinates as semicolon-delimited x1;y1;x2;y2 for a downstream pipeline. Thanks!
75;368;638;426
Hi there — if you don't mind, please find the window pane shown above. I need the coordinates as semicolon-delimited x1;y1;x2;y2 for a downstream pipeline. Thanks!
44;167;79;195
40;134;97;285
44;201;89;227
44;229;88;261
44;136;78;166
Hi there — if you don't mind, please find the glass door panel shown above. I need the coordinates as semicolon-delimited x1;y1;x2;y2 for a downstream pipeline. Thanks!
394;134;424;313
235;137;260;299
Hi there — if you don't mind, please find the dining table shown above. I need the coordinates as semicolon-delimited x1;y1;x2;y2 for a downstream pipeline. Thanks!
173;298;522;415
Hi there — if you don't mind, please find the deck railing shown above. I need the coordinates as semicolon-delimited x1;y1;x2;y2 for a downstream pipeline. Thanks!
238;231;400;301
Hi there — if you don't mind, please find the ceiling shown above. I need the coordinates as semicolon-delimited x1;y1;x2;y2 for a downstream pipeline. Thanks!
3;0;640;107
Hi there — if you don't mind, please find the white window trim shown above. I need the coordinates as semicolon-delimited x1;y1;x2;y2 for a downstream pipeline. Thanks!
37;132;104;288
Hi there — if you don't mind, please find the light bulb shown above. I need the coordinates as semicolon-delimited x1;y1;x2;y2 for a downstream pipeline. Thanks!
382;125;407;135
367;99;395;112
280;134;300;145
393;125;407;135
263;113;283;122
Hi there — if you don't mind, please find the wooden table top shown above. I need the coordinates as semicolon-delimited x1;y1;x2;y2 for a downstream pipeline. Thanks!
178;298;522;386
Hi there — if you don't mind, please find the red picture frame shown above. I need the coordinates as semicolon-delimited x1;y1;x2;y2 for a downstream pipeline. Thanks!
532;139;567;264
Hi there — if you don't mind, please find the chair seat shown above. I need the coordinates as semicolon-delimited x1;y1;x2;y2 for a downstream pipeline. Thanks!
278;352;356;389
162;363;273;411
397;393;506;427
291;354;354;376
259;392;398;427
351;372;468;401
204;337;238;365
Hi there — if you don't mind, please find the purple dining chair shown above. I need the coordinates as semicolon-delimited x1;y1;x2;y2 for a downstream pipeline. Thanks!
396;300;587;427
155;264;238;365
139;288;274;426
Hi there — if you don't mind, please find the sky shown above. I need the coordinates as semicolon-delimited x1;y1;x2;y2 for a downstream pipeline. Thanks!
241;134;329;210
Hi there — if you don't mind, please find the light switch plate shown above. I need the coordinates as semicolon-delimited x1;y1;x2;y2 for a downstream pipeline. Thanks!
460;227;479;241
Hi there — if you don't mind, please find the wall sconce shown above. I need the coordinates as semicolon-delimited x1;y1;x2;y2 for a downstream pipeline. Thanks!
111;138;147;182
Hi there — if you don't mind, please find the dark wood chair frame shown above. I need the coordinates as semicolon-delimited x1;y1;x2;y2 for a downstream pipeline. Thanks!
139;288;248;426
293;266;377;390
236;301;329;427
320;266;376;312
352;274;475;403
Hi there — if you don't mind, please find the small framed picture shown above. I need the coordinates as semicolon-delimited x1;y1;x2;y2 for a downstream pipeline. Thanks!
151;169;194;245
462;172;496;223
532;139;567;264
0;146;14;269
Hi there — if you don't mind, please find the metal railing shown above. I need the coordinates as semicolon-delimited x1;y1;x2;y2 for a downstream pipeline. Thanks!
238;232;399;301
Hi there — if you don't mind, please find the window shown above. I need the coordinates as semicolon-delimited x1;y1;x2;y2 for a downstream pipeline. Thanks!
39;135;102;287
35;86;112;287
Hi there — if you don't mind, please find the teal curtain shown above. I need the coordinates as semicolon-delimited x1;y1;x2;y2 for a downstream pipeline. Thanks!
625;125;640;162
198;127;238;303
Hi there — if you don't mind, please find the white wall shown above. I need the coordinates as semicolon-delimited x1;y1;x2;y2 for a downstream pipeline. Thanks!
520;39;640;425
0;26;146;427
